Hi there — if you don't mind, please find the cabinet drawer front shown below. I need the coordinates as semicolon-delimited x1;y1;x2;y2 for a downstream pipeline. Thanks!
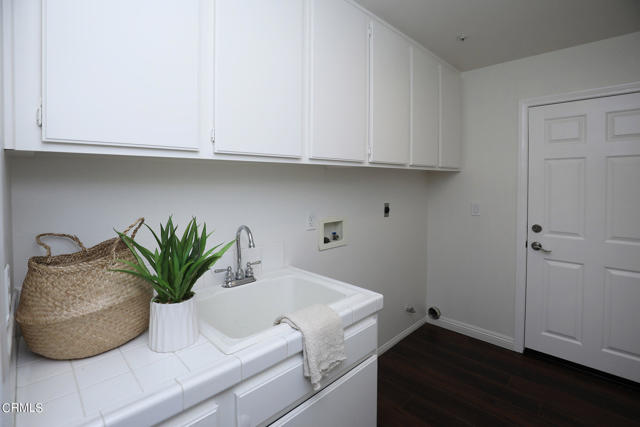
234;317;377;427
271;355;377;427
157;396;218;427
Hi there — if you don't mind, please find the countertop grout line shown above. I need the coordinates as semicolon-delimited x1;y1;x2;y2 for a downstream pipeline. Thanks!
174;378;186;412
174;351;192;372
69;362;88;417
17;358;72;386
118;347;145;393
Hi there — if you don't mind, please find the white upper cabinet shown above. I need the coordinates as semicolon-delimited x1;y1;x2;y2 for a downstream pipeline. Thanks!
309;0;368;162
410;45;440;167
13;0;462;169
369;20;411;165
439;64;462;168
214;0;304;158
42;0;202;151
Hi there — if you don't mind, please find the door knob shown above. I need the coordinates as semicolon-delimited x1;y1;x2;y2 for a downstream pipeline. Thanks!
531;241;551;253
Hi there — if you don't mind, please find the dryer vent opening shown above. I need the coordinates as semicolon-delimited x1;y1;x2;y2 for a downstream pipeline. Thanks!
428;306;441;320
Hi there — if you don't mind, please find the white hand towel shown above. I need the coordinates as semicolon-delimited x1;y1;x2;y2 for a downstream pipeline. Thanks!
275;304;346;390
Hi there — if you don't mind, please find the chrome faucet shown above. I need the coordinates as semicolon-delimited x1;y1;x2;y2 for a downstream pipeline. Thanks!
235;225;255;279
214;225;261;287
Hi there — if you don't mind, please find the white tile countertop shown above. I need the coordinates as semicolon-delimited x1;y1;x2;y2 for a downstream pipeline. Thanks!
15;279;383;427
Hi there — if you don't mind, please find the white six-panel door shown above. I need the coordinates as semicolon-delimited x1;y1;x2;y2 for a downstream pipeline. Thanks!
526;92;640;382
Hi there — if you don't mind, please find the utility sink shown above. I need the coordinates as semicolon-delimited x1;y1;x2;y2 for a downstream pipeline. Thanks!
196;267;377;354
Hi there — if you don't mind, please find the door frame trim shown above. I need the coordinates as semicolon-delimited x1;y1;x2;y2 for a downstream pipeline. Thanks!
514;81;640;353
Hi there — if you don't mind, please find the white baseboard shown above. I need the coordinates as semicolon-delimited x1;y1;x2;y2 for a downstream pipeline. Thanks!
377;317;426;355
427;316;515;350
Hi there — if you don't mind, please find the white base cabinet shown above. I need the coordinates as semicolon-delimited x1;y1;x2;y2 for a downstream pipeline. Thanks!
159;316;378;427
271;355;377;427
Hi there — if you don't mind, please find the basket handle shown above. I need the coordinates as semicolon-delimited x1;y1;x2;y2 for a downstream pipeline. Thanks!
111;217;145;257
35;233;88;260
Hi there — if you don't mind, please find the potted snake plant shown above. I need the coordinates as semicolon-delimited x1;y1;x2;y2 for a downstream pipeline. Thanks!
115;217;233;352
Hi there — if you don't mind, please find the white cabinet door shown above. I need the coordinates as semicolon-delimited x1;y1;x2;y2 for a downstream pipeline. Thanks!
214;0;304;158
271;355;377;427
369;21;410;165
309;0;368;162
439;64;462;168
410;45;439;167
42;0;202;151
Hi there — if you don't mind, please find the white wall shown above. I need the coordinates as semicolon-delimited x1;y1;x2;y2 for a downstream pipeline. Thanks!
1;0;17;422
0;134;14;427
426;32;640;341
10;154;429;348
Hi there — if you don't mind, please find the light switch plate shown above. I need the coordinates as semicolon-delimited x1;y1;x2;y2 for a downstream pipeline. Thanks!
471;203;481;216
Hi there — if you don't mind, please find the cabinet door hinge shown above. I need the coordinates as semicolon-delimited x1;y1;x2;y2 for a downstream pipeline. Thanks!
36;104;42;127
210;128;215;144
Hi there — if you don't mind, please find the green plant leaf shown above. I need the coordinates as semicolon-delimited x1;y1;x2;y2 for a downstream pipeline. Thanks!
113;217;234;303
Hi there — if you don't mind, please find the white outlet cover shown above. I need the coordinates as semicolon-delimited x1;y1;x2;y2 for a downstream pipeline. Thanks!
471;203;481;216
306;213;316;230
2;264;10;324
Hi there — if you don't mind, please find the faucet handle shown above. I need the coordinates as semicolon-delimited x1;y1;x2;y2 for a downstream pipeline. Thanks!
214;266;234;286
245;260;261;278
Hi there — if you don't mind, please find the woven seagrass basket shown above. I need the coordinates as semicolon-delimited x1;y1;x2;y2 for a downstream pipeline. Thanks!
16;218;153;360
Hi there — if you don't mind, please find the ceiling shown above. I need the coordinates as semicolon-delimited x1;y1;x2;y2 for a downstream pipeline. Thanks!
353;0;640;71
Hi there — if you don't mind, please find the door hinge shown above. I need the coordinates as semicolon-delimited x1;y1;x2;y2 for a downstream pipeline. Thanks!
36;104;42;127
210;128;215;144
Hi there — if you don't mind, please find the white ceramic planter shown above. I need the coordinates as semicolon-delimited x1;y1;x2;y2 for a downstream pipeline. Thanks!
148;296;199;352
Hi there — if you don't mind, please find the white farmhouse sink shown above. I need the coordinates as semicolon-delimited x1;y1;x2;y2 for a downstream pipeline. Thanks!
196;267;378;354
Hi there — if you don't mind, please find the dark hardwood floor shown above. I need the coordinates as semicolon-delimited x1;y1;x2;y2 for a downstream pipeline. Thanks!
377;324;640;426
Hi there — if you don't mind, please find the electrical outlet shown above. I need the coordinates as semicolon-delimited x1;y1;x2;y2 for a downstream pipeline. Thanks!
306;213;316;230
4;264;14;361
2;264;10;324
471;202;481;216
